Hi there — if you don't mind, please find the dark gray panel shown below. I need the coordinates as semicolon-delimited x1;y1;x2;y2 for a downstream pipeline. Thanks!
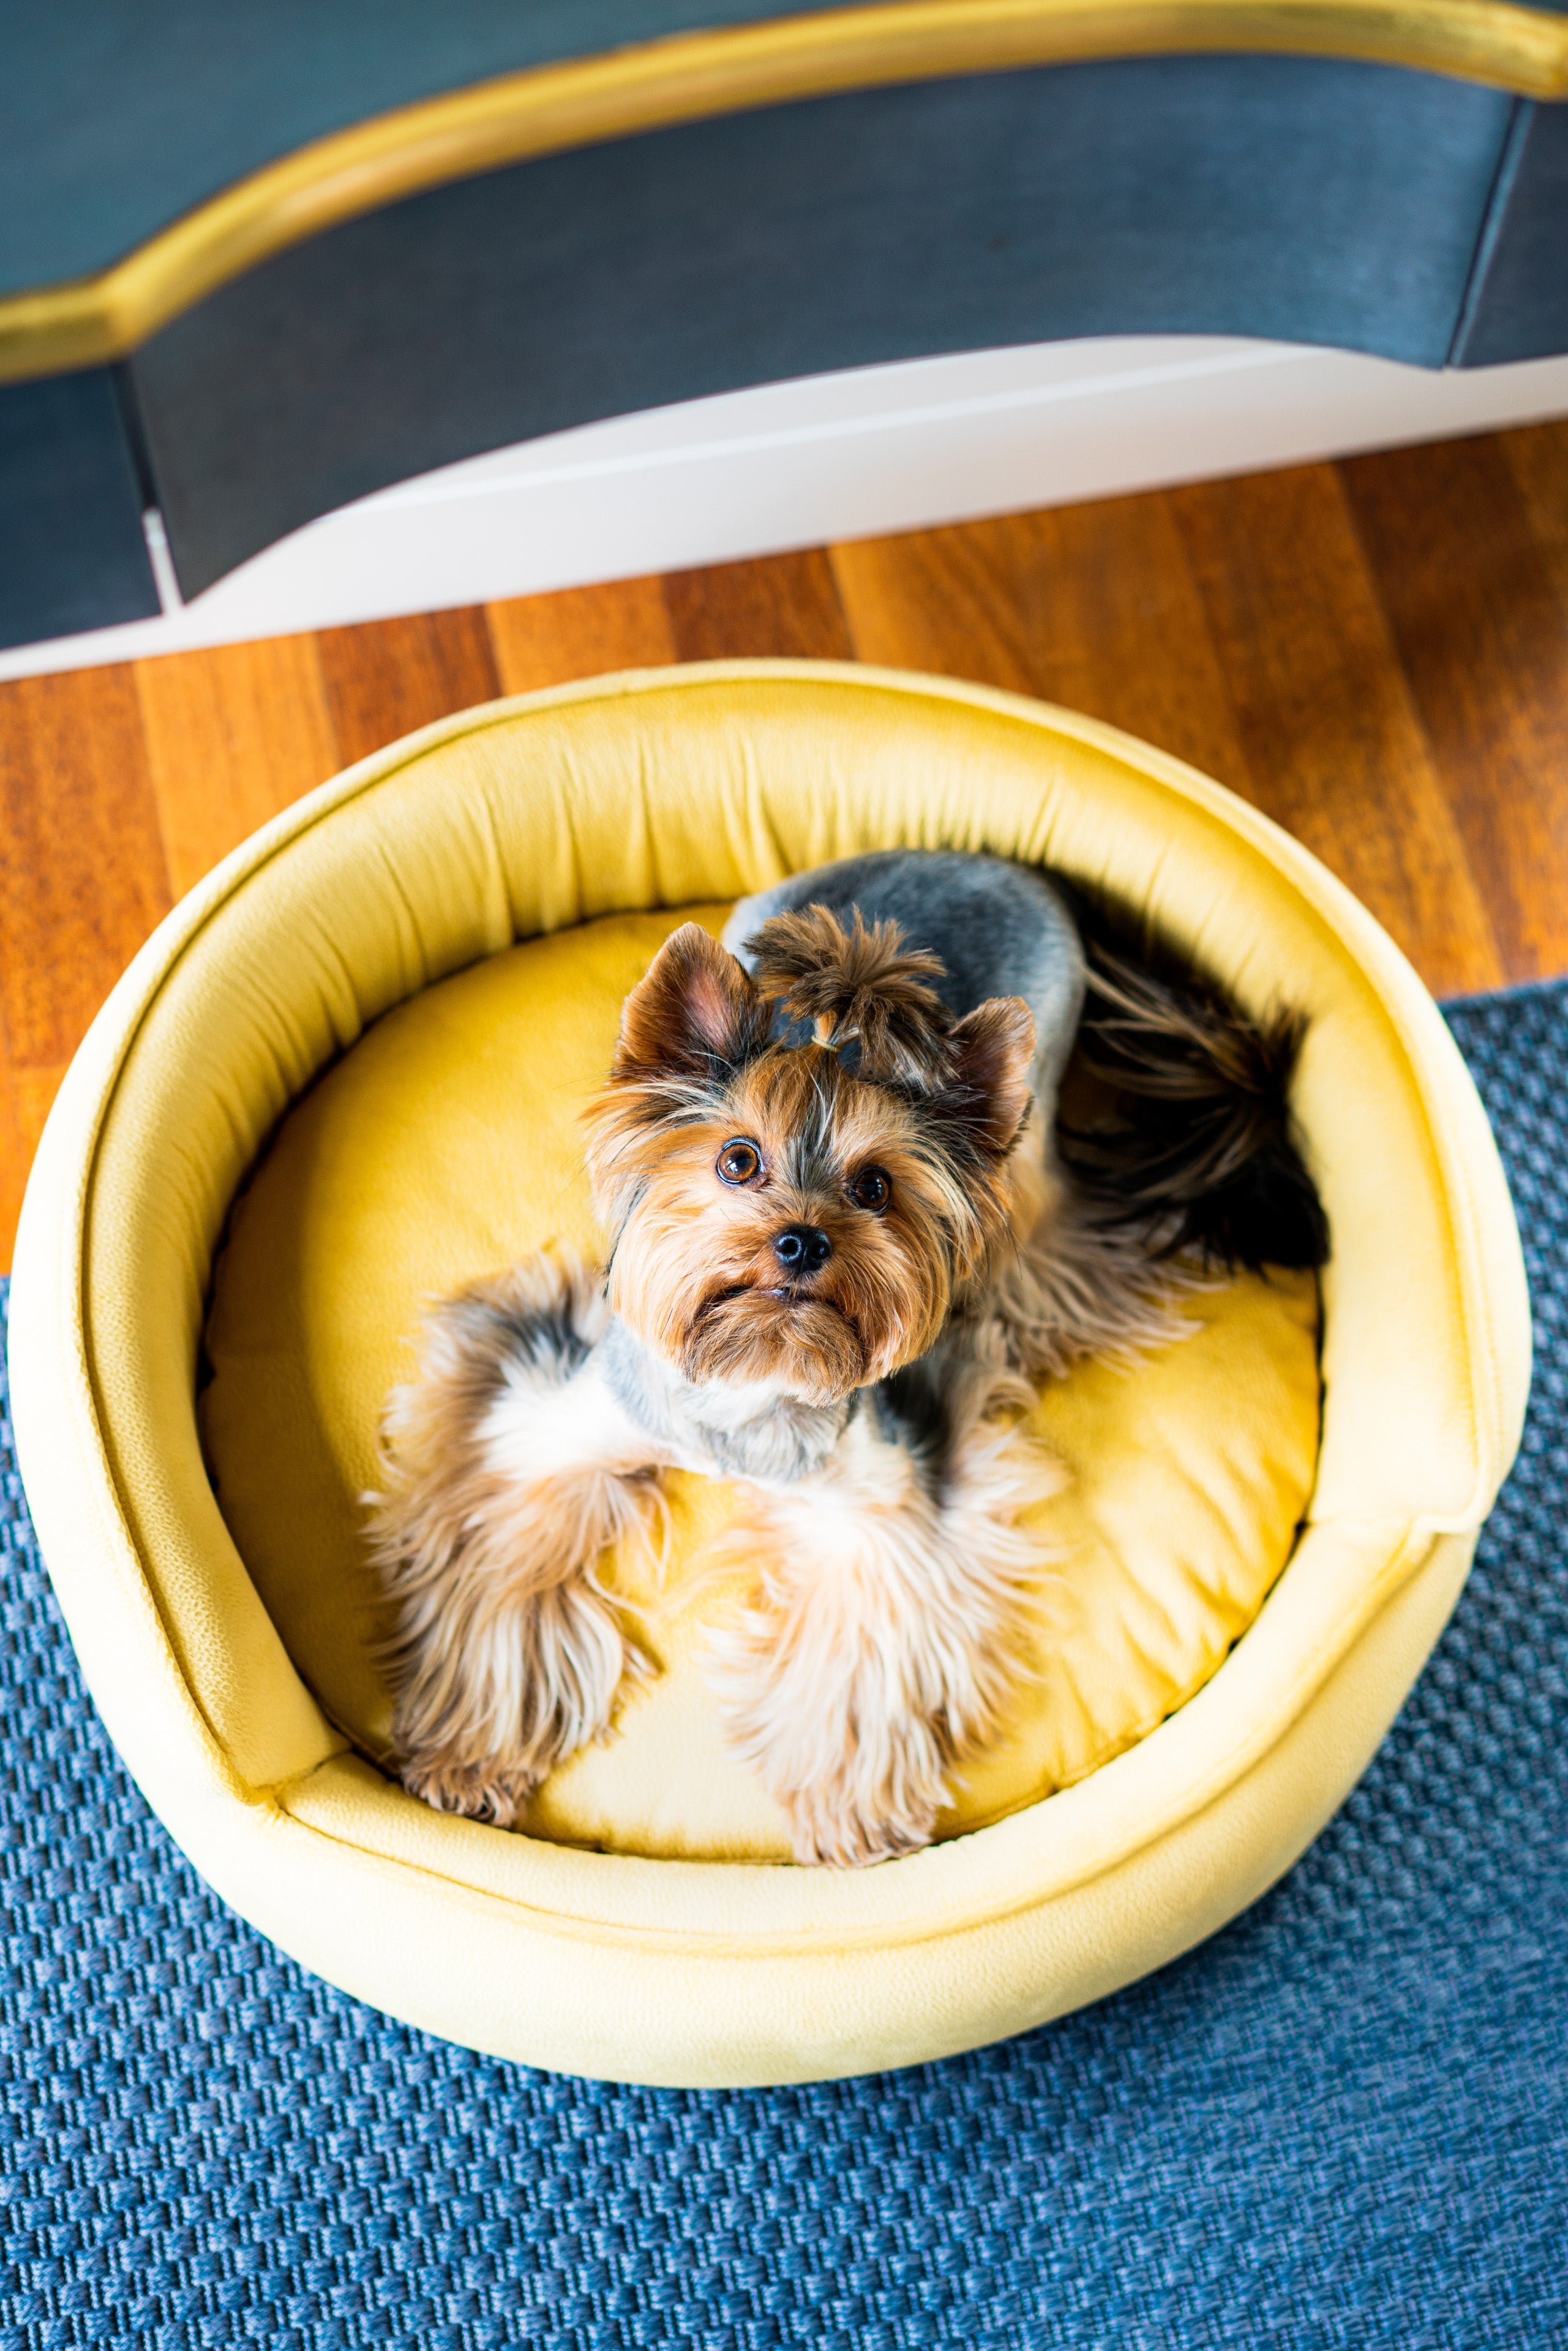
0;0;863;293
130;58;1514;598
0;370;159;653
1454;102;1568;366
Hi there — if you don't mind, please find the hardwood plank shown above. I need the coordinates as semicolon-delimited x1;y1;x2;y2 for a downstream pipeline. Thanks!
315;606;501;768
487;576;677;693
6;424;1562;1278
833;483;1501;993
1498;417;1568;631
135;634;338;900
662;550;854;661
1170;464;1504;997
0;1059;66;1269
831;501;1251;790
0;666;171;1071
1338;436;1568;984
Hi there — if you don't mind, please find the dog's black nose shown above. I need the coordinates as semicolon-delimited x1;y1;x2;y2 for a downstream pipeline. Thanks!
773;1223;831;1276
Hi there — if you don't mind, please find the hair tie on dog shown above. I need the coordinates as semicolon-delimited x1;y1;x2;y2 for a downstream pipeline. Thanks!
745;904;955;1086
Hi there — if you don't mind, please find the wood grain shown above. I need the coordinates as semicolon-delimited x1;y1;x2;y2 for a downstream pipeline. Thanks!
1341;435;1568;983
1169;463;1504;996
1501;419;1568;629
831;500;1252;790
0;1059;66;1272
316;606;501;767
4;426;1568;1270
662;550;854;661
487;576;677;693
0;666;171;1070
832;476;1504;992
135;634;338;899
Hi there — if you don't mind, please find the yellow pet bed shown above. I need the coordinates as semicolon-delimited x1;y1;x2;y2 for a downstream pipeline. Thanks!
8;661;1528;2087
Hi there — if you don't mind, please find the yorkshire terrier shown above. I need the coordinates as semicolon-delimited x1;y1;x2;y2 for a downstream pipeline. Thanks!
369;851;1326;1865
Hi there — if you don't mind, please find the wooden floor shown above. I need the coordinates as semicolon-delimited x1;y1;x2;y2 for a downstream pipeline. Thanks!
5;419;1568;1270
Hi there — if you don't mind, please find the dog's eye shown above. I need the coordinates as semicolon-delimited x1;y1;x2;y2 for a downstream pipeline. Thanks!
716;1139;763;1186
850;1166;892;1213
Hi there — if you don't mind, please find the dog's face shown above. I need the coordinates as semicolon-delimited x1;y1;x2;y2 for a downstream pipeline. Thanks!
585;921;1034;1403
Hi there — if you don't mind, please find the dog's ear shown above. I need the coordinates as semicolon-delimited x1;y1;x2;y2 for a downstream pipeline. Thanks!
942;998;1035;1155
613;922;771;1081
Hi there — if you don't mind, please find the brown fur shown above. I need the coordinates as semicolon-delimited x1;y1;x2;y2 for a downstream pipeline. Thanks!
372;894;1320;1865
704;1408;1064;1864
747;902;955;1083
585;922;1035;1404
366;1253;662;1824
1060;932;1329;1272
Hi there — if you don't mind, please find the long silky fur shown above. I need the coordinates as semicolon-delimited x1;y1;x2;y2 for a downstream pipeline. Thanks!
1057;926;1328;1275
971;1185;1202;1386
703;1406;1064;1865
368;880;1327;1867
746;902;956;1084
366;1251;662;1826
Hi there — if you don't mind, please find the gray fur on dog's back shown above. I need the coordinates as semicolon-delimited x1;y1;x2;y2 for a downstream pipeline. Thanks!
722;851;1085;1120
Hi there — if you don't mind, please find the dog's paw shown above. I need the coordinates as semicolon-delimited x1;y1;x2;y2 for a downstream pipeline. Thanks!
397;1750;544;1830
705;1540;961;1866
781;1782;941;1869
710;1619;952;1865
392;1619;649;1829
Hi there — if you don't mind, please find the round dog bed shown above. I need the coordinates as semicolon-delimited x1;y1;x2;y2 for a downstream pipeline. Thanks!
8;662;1528;2086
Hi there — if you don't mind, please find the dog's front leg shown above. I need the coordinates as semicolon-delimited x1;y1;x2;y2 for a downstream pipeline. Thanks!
367;1256;665;1826
705;1408;1060;1866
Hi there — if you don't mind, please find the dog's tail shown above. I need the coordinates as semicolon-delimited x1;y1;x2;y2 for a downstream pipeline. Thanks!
1057;933;1329;1273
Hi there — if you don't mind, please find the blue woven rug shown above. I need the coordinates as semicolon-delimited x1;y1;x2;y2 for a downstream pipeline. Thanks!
4;985;1567;2350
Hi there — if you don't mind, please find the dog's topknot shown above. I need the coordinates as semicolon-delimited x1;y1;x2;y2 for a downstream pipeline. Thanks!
745;903;955;1085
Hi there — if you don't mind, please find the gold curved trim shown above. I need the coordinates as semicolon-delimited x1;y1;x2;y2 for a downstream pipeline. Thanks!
4;0;1565;386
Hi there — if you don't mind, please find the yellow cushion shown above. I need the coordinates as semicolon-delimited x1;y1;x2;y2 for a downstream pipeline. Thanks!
200;906;1321;1861
6;662;1529;2086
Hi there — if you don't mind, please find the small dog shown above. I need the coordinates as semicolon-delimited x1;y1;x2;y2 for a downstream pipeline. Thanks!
370;851;1326;1864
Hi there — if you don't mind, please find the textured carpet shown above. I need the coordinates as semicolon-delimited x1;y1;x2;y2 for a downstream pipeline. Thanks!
4;983;1567;2350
